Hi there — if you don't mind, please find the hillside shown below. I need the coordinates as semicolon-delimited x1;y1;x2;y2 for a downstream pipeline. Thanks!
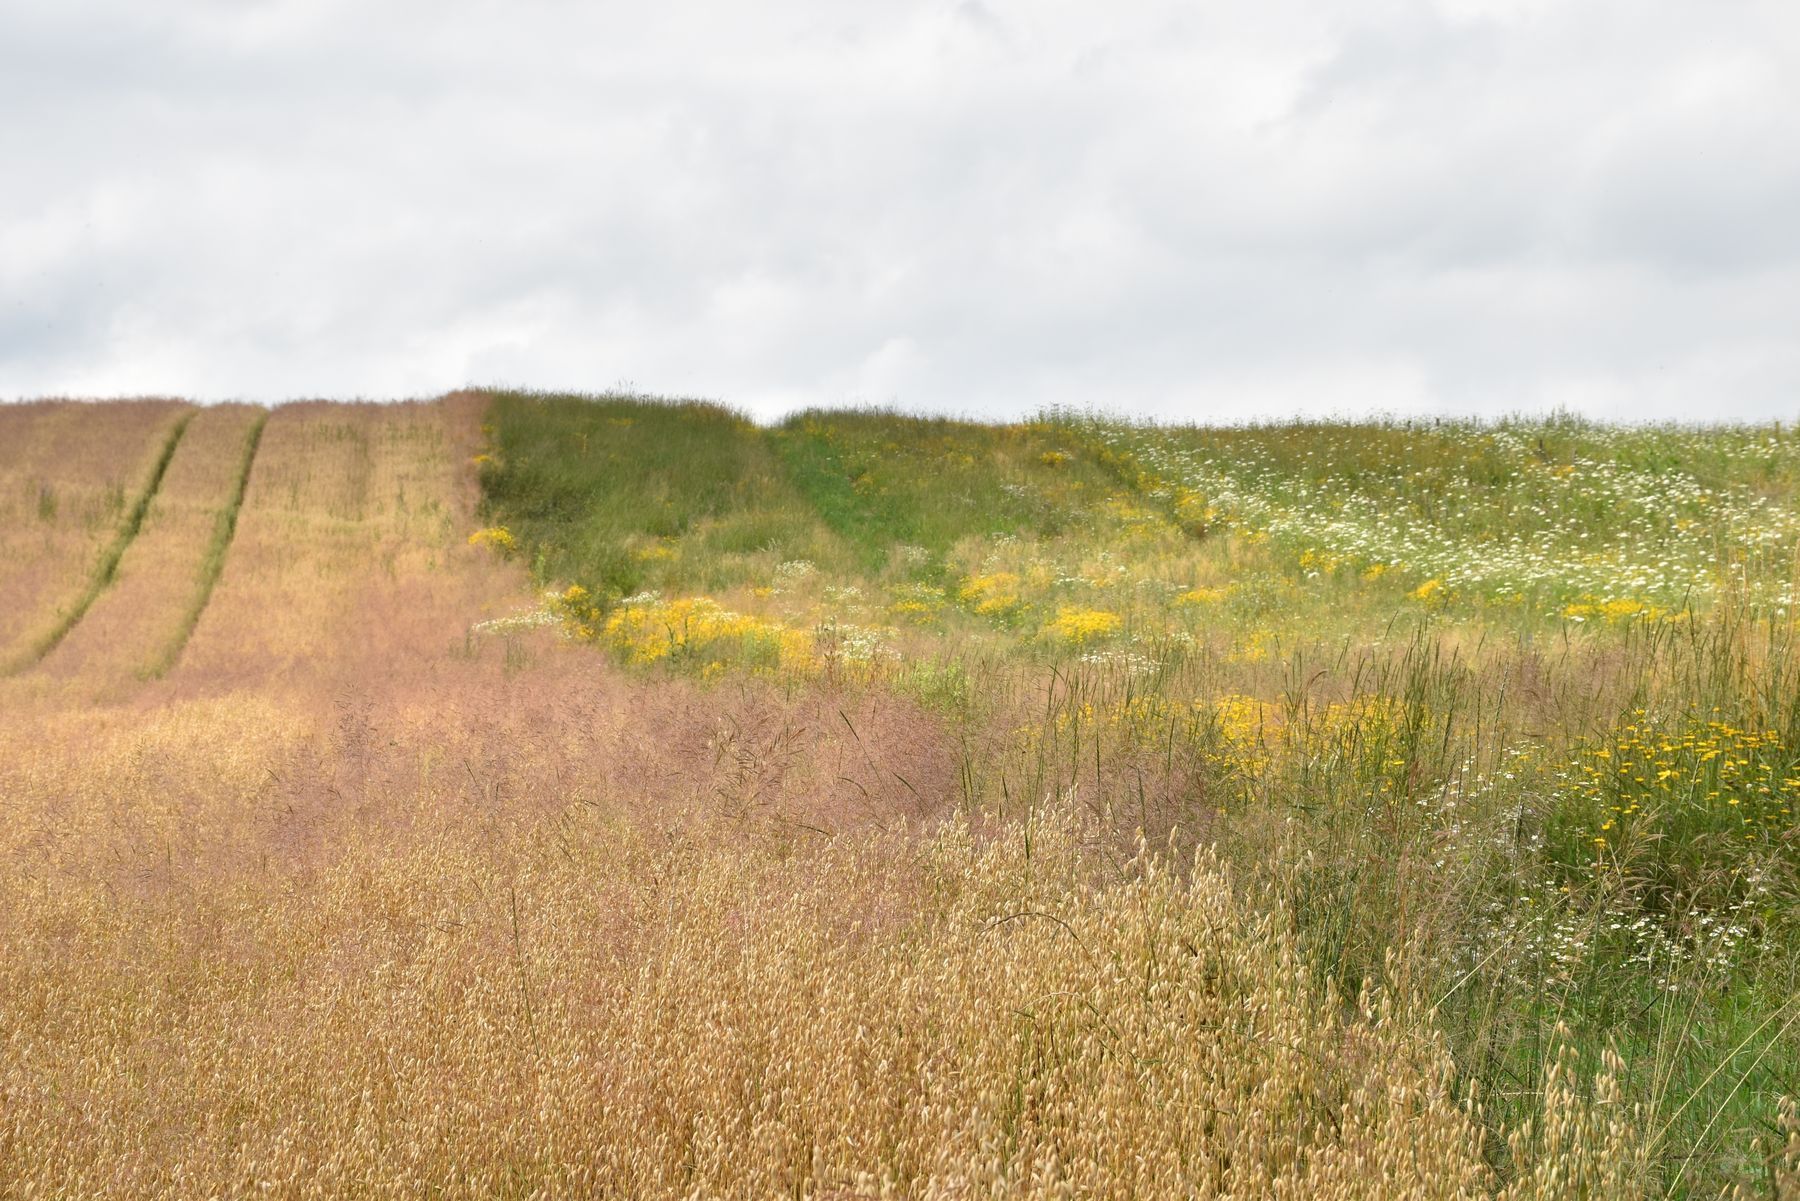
2;392;1798;1198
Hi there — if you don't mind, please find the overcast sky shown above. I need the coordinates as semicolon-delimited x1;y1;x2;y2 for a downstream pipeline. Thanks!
2;0;1797;422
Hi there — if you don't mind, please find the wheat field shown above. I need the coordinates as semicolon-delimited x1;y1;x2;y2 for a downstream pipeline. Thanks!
1;392;1796;1198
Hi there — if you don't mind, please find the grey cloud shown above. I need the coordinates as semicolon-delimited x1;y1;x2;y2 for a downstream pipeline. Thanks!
1;0;1796;421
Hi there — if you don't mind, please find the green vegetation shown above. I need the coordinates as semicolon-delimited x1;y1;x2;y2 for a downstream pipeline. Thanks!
768;410;1110;572
477;390;851;601
474;391;1800;1195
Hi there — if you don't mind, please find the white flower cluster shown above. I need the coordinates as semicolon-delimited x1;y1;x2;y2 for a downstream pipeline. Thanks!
1079;417;1800;611
815;618;899;664
470;606;561;636
617;590;663;608
1075;648;1162;677
772;560;817;591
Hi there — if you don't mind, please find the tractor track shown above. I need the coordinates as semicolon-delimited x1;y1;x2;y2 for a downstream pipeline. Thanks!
144;410;269;678
3;411;194;675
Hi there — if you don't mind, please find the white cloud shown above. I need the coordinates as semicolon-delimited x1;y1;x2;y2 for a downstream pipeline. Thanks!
2;0;1796;421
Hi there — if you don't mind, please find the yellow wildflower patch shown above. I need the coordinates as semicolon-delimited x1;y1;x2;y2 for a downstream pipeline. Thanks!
1043;607;1122;645
1228;629;1276;663
959;572;1021;615
468;526;516;554
1297;548;1345;573
1208;694;1274;780
1561;596;1665;623
597;594;808;671
889;582;947;623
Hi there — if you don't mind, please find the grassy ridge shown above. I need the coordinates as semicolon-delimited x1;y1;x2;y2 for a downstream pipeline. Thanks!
474;391;1800;1195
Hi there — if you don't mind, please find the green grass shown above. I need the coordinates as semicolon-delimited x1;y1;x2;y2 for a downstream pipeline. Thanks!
478;390;852;603
770;409;1119;574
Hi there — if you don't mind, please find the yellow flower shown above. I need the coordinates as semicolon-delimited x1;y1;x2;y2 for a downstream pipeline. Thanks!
1043;607;1122;645
959;572;1021;615
1562;596;1666;623
468;526;516;553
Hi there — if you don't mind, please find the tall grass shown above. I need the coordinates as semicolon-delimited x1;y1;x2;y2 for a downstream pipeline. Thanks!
167;400;514;683
0;685;1659;1198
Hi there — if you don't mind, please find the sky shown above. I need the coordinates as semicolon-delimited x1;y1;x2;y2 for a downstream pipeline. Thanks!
2;0;1797;423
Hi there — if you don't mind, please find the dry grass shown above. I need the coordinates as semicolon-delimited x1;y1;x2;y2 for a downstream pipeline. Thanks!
32;403;266;694
170;395;514;690
0;683;1641;1199
0;399;190;666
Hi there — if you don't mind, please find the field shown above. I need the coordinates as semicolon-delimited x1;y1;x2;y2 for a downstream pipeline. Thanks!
2;392;1798;1198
